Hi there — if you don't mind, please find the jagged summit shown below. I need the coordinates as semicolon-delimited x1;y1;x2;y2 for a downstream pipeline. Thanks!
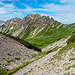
36;16;54;26
18;14;41;27
26;14;41;19
4;18;21;26
1;14;55;28
0;14;64;38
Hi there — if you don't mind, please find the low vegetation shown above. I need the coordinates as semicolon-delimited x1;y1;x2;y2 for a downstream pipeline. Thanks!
0;68;8;75
32;46;59;60
67;64;75;70
69;58;75;61
67;34;75;44
15;58;21;60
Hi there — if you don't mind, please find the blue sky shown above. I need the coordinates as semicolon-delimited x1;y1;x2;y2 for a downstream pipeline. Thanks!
0;0;75;24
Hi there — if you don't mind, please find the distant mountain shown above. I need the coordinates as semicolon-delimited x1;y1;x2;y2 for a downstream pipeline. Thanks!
0;20;5;26
0;14;75;49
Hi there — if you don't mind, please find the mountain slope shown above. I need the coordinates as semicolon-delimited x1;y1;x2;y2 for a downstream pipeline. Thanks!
23;42;75;75
0;14;75;49
11;35;75;75
0;33;38;70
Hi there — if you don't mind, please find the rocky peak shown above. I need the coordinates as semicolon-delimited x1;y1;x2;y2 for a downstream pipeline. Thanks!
27;14;41;19
4;18;21;27
51;17;54;21
0;20;5;26
36;16;55;26
19;14;41;27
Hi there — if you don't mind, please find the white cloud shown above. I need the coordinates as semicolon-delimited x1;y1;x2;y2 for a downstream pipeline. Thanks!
40;14;48;16
51;13;75;24
0;0;18;1
0;15;13;18
40;3;75;24
0;1;75;24
13;12;23;16
60;0;68;3
0;2;22;21
60;14;64;15
60;0;75;3
0;2;15;15
19;5;46;13
42;3;75;14
0;2;3;4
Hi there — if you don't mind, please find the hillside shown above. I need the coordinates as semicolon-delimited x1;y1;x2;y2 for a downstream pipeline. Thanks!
0;33;38;70
0;14;75;75
11;34;75;75
0;14;74;50
23;42;75;75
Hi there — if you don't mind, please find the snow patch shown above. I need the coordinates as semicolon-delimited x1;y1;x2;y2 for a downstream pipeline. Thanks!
10;26;13;30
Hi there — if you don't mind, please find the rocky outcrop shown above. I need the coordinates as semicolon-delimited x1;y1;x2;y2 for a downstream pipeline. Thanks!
0;18;21;33
18;14;41;27
0;20;5;26
36;16;54;26
0;14;68;40
4;18;21;28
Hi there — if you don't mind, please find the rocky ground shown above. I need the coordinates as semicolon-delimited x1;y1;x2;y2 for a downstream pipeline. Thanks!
12;37;75;75
42;36;70;52
0;33;38;69
26;48;75;75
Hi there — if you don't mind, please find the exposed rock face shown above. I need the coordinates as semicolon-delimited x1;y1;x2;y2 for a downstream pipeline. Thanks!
36;16;54;26
0;14;66;40
1;14;54;29
0;20;5;26
0;18;21;33
19;14;41;27
0;33;38;69
4;18;21;28
27;14;41;19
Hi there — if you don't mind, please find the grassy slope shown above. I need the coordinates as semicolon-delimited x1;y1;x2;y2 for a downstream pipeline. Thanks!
25;23;74;49
0;18;75;49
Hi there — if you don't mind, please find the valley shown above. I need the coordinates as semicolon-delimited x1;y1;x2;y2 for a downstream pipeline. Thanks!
0;14;75;75
0;14;75;49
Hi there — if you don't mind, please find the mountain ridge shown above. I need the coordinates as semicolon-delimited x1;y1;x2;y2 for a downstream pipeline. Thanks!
0;14;75;49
